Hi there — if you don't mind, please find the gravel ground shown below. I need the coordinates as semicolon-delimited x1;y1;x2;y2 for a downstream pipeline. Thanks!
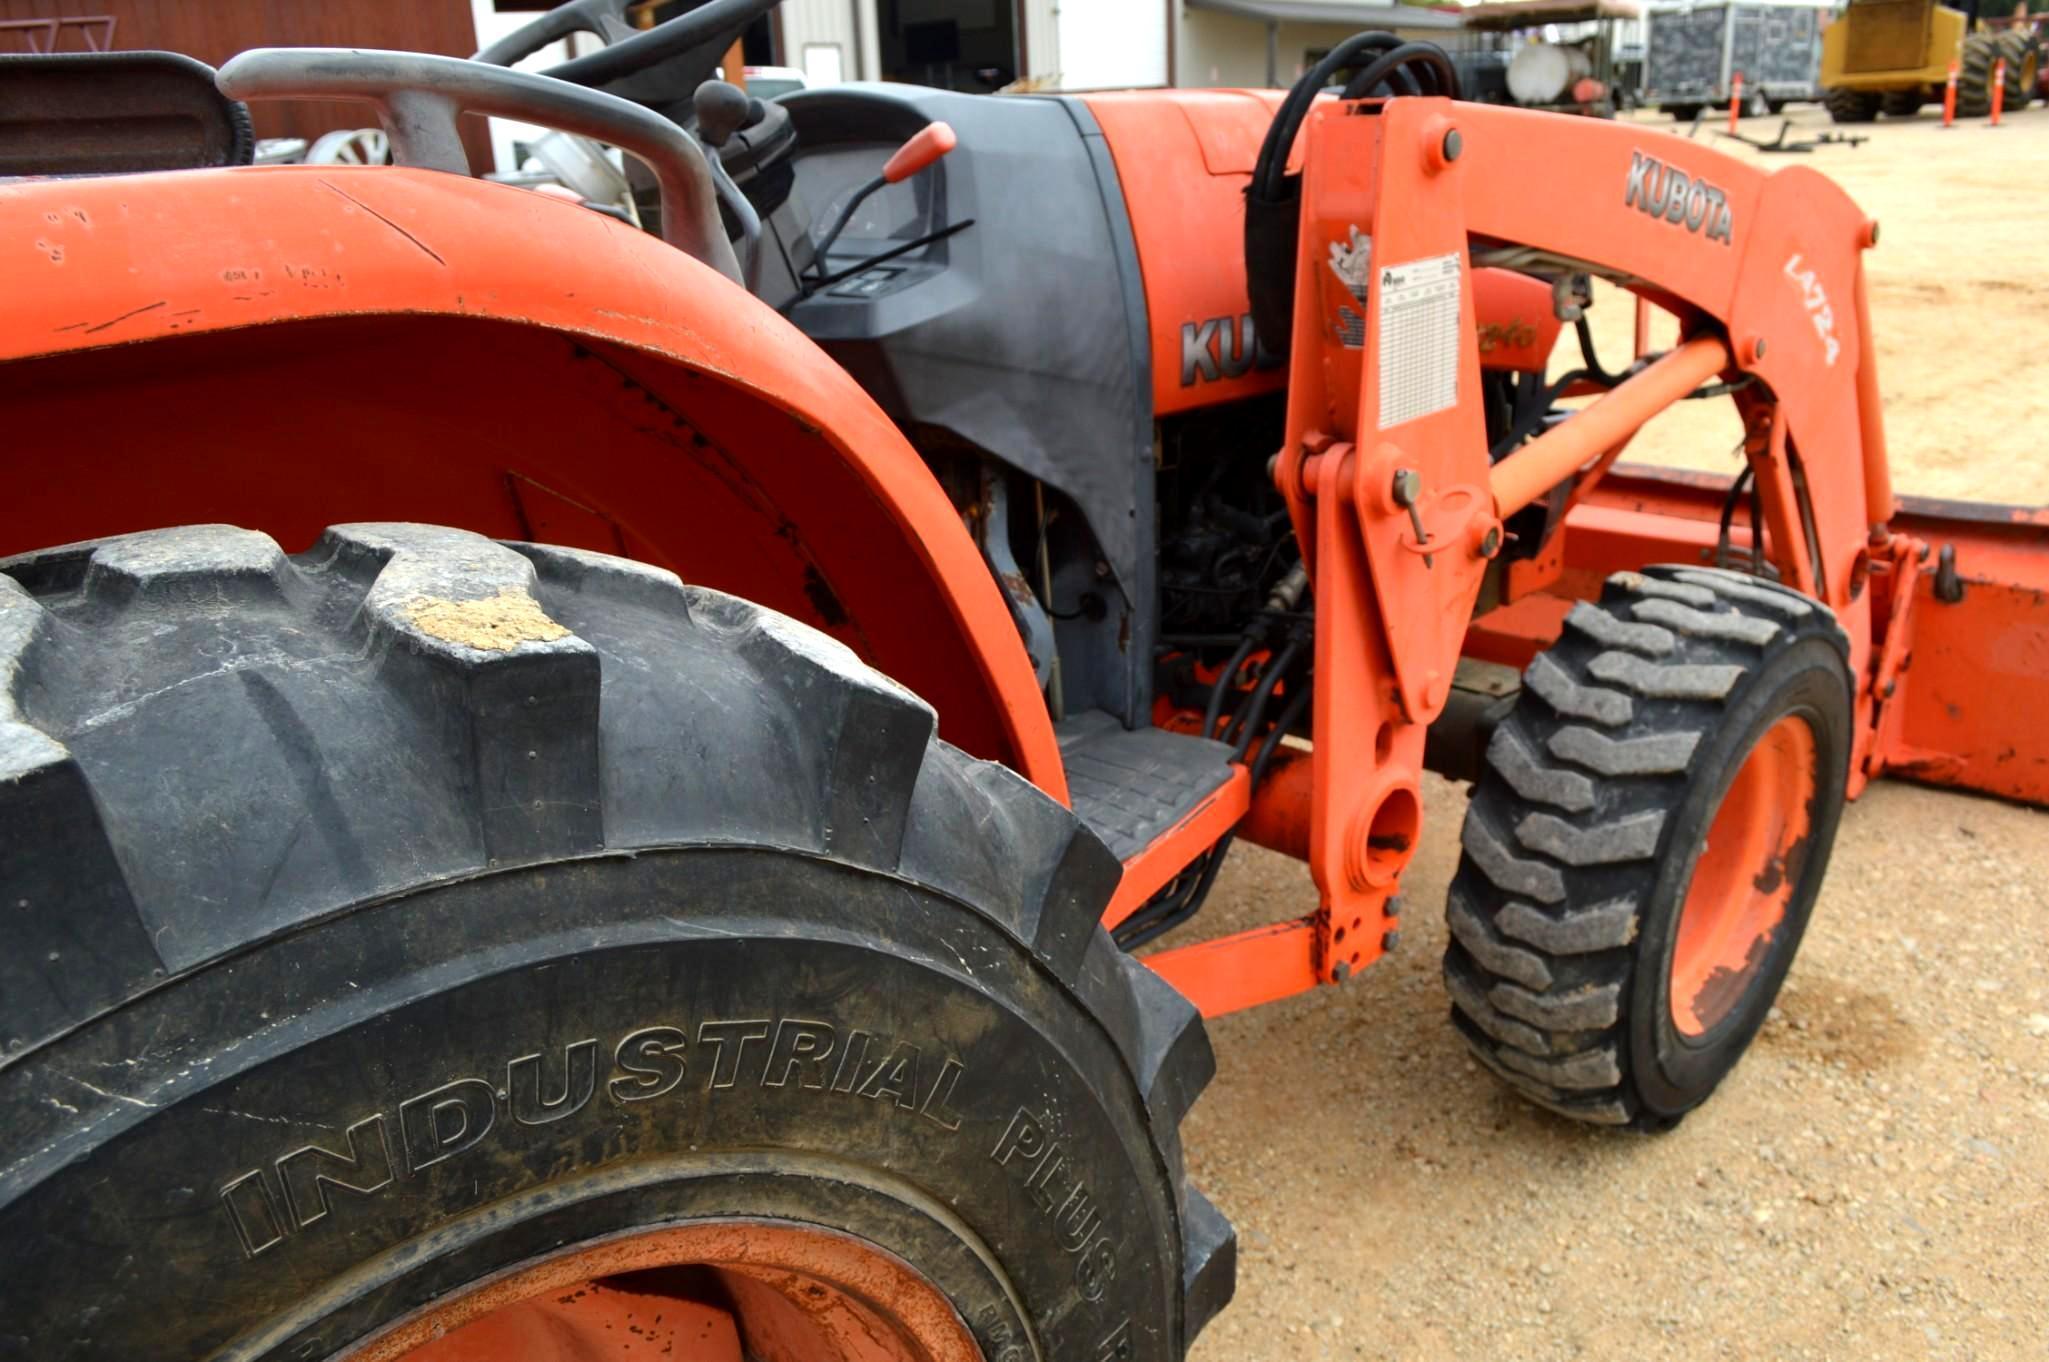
1175;100;2049;1361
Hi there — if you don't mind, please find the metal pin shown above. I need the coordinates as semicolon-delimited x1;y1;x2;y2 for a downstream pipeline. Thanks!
1391;468;1432;567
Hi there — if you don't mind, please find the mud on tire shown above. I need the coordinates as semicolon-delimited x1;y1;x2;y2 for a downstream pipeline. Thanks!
1444;566;1852;1131
0;524;1231;1360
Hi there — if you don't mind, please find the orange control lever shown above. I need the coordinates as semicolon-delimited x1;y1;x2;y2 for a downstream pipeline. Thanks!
883;121;957;183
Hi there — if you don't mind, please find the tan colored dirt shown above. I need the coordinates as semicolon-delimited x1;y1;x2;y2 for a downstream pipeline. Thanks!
1179;103;2049;1361
1571;104;2049;506
404;589;570;651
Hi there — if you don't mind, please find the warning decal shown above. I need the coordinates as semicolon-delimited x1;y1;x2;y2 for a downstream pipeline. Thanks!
1376;253;1462;431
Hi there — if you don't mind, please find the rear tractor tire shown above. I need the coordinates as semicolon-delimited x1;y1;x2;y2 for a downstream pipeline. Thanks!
0;524;1232;1360
1823;87;1883;123
1956;31;2004;117
1444;566;1852;1130
1994;29;2039;110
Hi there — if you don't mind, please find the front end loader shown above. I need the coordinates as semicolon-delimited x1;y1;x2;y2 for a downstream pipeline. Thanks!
3;2;2048;1357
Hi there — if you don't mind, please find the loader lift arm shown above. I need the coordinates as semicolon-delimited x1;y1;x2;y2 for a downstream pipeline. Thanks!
1147;95;1958;1016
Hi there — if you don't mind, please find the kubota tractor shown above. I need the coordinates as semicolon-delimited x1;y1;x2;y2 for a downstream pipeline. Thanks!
4;2;2048;1358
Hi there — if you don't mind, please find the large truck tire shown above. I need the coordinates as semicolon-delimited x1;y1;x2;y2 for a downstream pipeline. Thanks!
1994;29;2039;109
0;524;1231;1361
1823;87;1882;122
1444;566;1852;1131
1879;89;1926;117
1956;31;2002;117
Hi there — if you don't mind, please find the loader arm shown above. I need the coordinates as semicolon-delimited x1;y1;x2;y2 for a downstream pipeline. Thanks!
1150;96;1973;1014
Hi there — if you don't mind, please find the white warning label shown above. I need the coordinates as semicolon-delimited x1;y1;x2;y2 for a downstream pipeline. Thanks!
1376;253;1462;431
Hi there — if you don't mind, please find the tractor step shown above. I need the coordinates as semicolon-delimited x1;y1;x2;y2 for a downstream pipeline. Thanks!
1057;710;1238;861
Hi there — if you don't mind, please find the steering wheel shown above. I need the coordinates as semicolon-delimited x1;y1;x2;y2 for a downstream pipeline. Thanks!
475;0;782;92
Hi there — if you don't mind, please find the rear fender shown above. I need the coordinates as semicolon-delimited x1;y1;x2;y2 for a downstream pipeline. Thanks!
0;165;1063;796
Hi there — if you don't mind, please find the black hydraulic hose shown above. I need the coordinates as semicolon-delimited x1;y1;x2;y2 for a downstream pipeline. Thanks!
1249;683;1313;781
1574;315;1627;387
1116;683;1314;951
1341;59;1421;100
1253;31;1404;200
1226;637;1304;756
1116;839;1235;950
1254;36;1463;201
1342;43;1459;101
1488;367;1595;461
1204;636;1258;739
1715;464;1755;567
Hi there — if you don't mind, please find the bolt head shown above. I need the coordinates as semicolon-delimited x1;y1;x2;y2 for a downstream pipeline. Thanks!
1381;929;1402;953
1480;526;1502;559
1752;337;1768;361
1442;127;1463;162
1332;960;1353;983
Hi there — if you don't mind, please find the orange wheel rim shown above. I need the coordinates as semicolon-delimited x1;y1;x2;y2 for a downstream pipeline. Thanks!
1669;714;1816;1038
350;1219;984;1362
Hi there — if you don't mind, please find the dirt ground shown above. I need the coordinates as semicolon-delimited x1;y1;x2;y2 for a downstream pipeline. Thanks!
1175;101;2049;1360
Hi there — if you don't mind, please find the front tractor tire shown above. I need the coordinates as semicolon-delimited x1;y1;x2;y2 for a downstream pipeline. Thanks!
1955;30;2013;117
0;525;1231;1361
1445;567;1852;1130
1823;87;1883;123
1994;29;2040;110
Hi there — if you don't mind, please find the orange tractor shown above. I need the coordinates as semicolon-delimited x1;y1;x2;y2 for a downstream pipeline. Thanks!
4;3;2047;1358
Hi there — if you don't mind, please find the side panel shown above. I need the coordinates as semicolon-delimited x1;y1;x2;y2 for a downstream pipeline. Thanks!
1082;89;1289;418
1083;88;1578;420
780;85;1156;725
0;166;1063;797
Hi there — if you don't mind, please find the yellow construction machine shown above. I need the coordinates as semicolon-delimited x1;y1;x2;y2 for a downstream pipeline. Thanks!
1821;0;2039;119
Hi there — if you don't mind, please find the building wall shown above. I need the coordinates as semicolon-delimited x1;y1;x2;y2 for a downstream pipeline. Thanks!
1177;11;1365;87
775;1;1064;88
5;0;487;161
1173;4;1465;89
1057;0;1166;88
1020;0;1061;81
778;0;870;82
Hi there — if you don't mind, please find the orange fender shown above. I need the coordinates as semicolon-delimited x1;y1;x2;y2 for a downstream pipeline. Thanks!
0;165;1062;798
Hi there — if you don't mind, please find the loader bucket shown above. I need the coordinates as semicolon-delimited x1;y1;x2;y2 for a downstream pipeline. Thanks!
1874;494;2049;805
